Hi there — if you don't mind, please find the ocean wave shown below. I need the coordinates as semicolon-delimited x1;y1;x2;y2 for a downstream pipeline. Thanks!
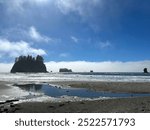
0;72;150;82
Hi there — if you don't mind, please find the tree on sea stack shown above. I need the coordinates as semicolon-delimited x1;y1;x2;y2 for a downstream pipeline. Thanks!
10;55;47;73
36;55;44;62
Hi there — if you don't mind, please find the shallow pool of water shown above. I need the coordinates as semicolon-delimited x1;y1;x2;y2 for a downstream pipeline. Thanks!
14;84;150;98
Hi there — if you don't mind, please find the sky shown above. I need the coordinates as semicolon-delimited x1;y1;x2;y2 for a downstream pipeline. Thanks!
0;0;150;72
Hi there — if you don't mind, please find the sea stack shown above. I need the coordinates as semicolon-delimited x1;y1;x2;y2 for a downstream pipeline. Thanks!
59;68;72;72
143;68;148;73
10;55;47;73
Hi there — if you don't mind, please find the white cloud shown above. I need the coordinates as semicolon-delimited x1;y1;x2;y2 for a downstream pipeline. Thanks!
0;38;46;58
98;40;112;49
6;0;50;8
29;26;50;43
59;53;69;58
4;0;100;17
2;0;123;33
56;0;102;16
2;0;130;33
1;26;58;44
55;0;124;32
45;60;150;72
32;0;49;3
71;36;78;43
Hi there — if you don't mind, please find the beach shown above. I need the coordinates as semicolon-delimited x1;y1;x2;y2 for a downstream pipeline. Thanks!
1;80;150;113
13;96;150;113
54;81;150;93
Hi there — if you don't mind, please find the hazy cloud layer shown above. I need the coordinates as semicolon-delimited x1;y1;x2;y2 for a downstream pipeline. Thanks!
1;0;130;32
1;0;149;35
0;63;13;72
45;60;150;72
0;60;150;72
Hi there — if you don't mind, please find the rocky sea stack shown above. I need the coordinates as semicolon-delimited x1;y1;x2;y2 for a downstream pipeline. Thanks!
59;68;72;72
11;55;47;73
143;68;148;73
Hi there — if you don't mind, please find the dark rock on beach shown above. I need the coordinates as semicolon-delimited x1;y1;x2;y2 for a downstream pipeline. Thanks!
0;99;19;113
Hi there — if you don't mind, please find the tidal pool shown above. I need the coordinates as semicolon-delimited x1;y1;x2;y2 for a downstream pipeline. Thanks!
14;84;150;98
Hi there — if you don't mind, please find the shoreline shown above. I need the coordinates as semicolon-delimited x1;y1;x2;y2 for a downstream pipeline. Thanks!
1;81;150;113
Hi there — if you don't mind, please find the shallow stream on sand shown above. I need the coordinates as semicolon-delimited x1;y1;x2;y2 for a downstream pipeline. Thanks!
14;84;150;98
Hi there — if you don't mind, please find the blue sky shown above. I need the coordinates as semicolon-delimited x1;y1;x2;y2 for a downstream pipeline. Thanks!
0;0;150;72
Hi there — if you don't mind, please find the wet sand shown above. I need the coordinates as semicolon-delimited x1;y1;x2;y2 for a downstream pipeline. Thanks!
1;81;150;113
51;81;150;93
14;96;150;113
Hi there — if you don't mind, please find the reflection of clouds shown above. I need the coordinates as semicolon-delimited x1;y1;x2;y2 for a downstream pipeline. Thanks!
16;84;42;92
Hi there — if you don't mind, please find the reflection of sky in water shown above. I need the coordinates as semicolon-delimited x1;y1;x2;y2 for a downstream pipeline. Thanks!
15;84;150;98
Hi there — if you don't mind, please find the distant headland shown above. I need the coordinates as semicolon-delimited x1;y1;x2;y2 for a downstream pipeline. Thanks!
10;55;47;73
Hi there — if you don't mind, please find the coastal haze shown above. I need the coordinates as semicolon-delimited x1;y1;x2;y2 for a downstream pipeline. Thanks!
0;0;150;113
1;60;150;72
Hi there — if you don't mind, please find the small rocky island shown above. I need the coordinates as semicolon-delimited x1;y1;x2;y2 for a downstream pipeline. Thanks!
143;68;148;73
11;55;47;73
59;68;72;72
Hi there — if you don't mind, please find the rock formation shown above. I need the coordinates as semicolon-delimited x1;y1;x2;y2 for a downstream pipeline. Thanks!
59;68;72;72
143;68;148;73
10;55;47;73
